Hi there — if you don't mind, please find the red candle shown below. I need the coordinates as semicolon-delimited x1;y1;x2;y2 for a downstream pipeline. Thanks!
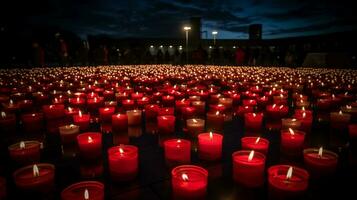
191;101;205;116
164;139;191;166
131;92;144;100
87;97;104;112
112;113;128;132
136;96;150;108
21;113;43;133
0;177;6;199
303;147;338;178
268;165;309;199
158;107;175;116
73;111;91;131
241;137;269;155
61;181;104;200
281;128;305;156
175;99;191;114
145;104;160;120
126;110;142;126
181;106;196;120
162;95;175;107
0;111;16;132
235;105;254;118
171;165;208;199
209;104;226;113
122;99;135;111
8;141;41;165
157;115;176;134
266;104;289;120
65;107;79;118
108;145;138;181
293;108;313;132
103;90;115;100
13;163;55;193
349;124;357;139
232;150;266;187
186;119;205;136
242;99;257;107
69;97;86;107
244;113;263;131
42;104;65;120
198;132;223;161
206;111;225;131
77;132;102;159
330;110;351;130
99;107;115;123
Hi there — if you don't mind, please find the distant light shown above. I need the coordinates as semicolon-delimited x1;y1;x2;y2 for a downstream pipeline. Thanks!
212;31;218;35
160;45;163;48
219;46;223;49
209;46;212;49
179;46;182;48
169;45;173;48
116;49;119;51
150;45;154;48
233;46;236;49
183;26;191;31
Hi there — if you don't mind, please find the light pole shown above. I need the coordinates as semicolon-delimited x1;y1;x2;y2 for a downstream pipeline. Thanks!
212;31;218;46
183;26;191;64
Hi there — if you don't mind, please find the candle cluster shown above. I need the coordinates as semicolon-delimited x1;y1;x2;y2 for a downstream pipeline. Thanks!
0;65;356;199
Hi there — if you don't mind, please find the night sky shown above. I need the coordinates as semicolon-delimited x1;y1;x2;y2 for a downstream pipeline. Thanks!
2;0;357;39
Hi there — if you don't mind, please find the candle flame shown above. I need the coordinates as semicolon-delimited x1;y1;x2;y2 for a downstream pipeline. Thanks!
318;147;323;158
79;110;82;117
279;105;284;109
193;119;198;123
69;124;75;128
272;104;276;108
286;166;293;180
302;112;306;118
163;116;167;120
88;136;93;143
302;106;305;111
253;113;256;117
346;105;352;109
291;118;296;122
248;150;254;161
181;98;185;102
9;99;13;105
209;132;213;139
339;110;343;115
216;111;220;115
1;111;6;118
33;164;40;177
68;107;72;112
289;128;295;135
119;147;124;154
182;173;189;181
77;97;80;102
94;97;97;102
104;108;109;111
84;189;89;200
255;137;260;144
20;141;25;149
49;105;54;109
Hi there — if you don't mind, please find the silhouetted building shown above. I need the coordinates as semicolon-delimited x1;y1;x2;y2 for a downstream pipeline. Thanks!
249;24;262;40
189;17;201;49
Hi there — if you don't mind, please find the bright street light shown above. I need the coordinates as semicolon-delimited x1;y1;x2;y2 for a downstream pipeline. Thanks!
183;26;191;64
212;31;218;45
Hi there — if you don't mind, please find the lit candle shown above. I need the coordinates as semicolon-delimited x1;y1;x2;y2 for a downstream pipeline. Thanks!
206;111;225;131
218;97;233;110
112;113;128;132
241;136;269;155
330;110;351;130
303;147;338;178
191;101;205;116
157;115;176;134
21;113;44;134
281;128;305;156
281;118;301;130
162;95;175;107
8;141;41;165
42;104;65;120
13;163;55;193
126;110;142;126
158;107;175;116
108;145;138;181
73;111;91;131
198;132;223;161
244;113;263;131
61;181;104;200
232;150;266;187
99;107;115;123
164;139;191;166
268;165;309;199
77;132;102;160
186;118;205;136
59;124;80;144
171;165;208;199
0;111;16;132
122;99;135;111
266;104;289;120
144;104;160;121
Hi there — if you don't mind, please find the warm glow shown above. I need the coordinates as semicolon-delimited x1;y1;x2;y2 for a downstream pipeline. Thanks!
253;113;256;117
183;26;191;31
302;106;305;111
33;164;40;177
286;166;293;180
9;99;13;105
279;105;284;109
193;119;198;123
119;147;124;154
318;146;323;157
255;137;260;144
182;173;189;181
216;111;220;115
289;128;295;135
88;136;93;143
104;108;109;111
272;104;276;108
1;111;6;118
77;97;80;102
79;110;82;117
68;107;72;112
84;189;89;200
292;118;296;121
20;141;25;149
248;150;254;161
302;112;306;118
339;110;343;115
209;132;213;139
69;124;75;128
177;139;181;143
